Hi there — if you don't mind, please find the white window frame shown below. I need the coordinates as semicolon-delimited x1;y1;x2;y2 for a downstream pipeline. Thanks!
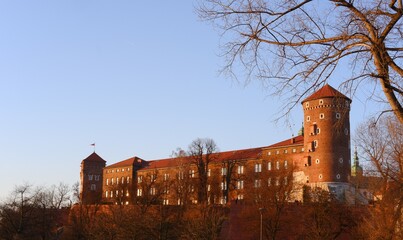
255;163;262;173
237;165;244;174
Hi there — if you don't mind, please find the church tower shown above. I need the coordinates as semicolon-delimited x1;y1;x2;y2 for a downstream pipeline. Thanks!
80;152;106;204
301;84;352;196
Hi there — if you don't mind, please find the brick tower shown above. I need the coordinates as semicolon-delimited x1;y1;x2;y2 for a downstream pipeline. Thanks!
301;84;352;198
80;152;106;204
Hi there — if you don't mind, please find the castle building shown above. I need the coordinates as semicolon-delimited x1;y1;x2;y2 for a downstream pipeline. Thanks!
80;84;353;205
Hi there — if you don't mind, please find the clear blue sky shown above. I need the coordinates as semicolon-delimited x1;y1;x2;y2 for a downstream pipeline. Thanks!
0;1;382;198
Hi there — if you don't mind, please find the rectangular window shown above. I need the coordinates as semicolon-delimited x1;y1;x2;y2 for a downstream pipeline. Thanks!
150;187;156;195
221;181;227;190
237;165;244;174
268;162;272;171
111;190;113;198
189;170;195;178
137;189;142;196
90;184;96;191
121;177;124;184
207;169;211;177
207;184;211;192
151;174;156;182
88;175;93;181
254;179;261;188
106;179;109;185
95;175;100;181
164;173;170;181
137;176;143;183
276;161;280;170
255;163;262;173
111;178;114;185
127;176;130;184
116;177;119;185
178;171;184;180
105;191;108;198
237;180;244;189
284;160;288;169
221;167;227;176
268;178;272;186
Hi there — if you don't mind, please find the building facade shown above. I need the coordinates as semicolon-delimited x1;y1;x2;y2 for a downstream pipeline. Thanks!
80;84;353;205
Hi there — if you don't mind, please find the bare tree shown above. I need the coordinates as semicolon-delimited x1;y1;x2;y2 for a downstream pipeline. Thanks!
188;138;219;204
355;115;403;239
135;170;165;214
244;162;297;240
198;0;403;122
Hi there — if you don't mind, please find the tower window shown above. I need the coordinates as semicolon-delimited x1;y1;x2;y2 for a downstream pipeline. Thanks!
316;159;320;164
339;157;343;163
336;174;341;179
319;174;323;180
307;116;311;122
313;140;318;148
305;102;309;108
319;99;324;105
319;113;325;119
344;128;349;135
336;113;341;119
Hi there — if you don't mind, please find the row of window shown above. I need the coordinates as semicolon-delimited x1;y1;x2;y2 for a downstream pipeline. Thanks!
105;189;130;198
306;112;342;122
254;160;287;172
267;148;303;155
106;176;130;185
306;173;342;182
305;99;349;108
106;168;131;174
88;175;100;181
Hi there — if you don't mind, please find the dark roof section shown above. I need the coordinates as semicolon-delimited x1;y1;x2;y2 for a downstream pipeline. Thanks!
265;135;304;149
106;135;305;171
104;156;144;169
82;152;106;163
139;147;263;170
301;84;351;103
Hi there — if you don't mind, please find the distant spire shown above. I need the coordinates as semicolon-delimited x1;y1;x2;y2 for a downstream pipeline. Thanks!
351;146;363;177
298;122;304;136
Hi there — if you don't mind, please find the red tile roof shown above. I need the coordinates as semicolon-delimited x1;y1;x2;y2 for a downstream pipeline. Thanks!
266;135;304;148
104;156;144;169
105;136;304;170
302;84;351;103
140;147;263;170
82;152;106;163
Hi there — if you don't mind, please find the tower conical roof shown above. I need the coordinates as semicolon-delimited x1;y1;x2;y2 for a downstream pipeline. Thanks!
301;84;351;103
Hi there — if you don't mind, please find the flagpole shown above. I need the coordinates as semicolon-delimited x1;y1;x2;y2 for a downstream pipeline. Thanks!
91;143;96;152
